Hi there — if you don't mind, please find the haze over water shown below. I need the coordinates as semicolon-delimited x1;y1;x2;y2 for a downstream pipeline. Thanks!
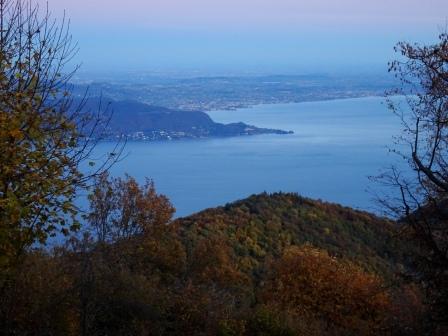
42;0;448;74
94;96;404;217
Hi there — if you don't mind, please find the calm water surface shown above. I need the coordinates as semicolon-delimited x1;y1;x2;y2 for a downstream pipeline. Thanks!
91;96;403;217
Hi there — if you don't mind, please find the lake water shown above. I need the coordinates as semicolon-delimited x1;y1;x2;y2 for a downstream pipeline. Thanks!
92;96;404;217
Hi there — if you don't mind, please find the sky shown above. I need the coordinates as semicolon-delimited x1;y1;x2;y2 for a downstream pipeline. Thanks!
40;0;448;75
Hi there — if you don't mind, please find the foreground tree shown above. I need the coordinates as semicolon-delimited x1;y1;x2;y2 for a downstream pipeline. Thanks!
261;245;390;335
377;32;448;331
0;0;121;278
87;172;175;243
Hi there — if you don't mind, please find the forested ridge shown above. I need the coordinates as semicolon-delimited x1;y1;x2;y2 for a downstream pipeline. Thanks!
1;190;425;335
175;193;407;279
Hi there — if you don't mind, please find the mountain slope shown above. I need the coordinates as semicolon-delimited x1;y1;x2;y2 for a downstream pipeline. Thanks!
174;192;408;279
6;192;421;335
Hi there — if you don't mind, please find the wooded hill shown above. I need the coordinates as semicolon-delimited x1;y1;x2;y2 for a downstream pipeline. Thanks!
175;193;409;280
3;191;424;335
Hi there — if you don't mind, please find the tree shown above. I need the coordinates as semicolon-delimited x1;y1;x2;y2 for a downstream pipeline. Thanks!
87;172;175;242
0;0;122;277
377;32;448;331
261;245;390;335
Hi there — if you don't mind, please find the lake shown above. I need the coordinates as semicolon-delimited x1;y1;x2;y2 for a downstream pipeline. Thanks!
91;96;404;217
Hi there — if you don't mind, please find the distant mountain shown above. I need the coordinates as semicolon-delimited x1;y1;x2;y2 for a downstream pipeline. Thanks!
80;98;292;140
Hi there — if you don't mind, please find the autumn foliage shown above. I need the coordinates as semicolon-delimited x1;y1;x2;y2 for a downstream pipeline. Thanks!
0;188;426;335
0;0;120;280
262;245;390;334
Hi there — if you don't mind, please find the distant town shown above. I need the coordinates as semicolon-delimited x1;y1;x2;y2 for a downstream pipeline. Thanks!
73;73;395;112
117;126;293;142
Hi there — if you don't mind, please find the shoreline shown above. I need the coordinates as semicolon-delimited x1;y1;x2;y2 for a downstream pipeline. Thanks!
208;94;390;113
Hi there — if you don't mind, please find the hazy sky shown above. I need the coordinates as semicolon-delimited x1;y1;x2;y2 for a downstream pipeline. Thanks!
42;0;448;75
